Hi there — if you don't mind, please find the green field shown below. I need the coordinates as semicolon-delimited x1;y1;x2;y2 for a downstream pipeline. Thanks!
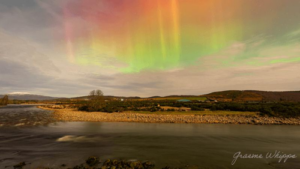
124;110;258;116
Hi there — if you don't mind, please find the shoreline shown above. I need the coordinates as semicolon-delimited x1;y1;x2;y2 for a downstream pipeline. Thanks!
39;106;300;125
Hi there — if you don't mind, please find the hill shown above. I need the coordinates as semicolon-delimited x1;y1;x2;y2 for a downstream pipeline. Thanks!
72;95;141;100
203;90;300;102
3;90;300;102
250;90;300;102
0;94;59;101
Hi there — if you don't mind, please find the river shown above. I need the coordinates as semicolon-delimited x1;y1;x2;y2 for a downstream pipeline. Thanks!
0;105;300;169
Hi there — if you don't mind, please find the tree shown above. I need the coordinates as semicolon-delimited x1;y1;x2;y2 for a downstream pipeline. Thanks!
0;95;9;106
88;90;105;111
89;90;96;97
89;90;103;99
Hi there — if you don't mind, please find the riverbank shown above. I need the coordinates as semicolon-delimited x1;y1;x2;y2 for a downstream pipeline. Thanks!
39;106;300;125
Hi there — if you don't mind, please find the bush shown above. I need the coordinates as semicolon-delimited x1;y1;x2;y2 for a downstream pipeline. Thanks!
76;99;300;118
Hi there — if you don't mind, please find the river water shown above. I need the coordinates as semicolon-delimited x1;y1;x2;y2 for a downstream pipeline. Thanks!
0;106;300;169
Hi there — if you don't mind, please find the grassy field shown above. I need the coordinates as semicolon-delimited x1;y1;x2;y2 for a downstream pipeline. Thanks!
123;110;258;116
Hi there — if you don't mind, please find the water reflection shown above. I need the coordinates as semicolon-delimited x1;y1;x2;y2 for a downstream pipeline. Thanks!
1;122;300;168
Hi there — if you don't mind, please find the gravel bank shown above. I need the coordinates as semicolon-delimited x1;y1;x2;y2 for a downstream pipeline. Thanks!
40;107;300;125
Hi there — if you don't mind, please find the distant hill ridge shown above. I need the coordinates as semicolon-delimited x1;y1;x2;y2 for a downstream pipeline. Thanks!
73;95;141;100
0;94;59;101
2;90;300;102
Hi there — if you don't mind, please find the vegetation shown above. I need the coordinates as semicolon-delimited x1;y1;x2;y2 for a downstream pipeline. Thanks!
79;100;161;113
13;156;157;169
8;90;298;118
78;94;300;118
79;90;106;112
0;95;8;106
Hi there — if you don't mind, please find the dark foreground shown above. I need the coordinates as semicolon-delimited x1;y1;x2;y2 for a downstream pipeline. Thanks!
13;157;159;169
1;122;300;169
1;105;300;169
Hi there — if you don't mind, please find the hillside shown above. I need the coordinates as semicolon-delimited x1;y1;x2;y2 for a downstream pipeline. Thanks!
0;94;59;101
73;95;206;101
203;90;300;102
72;95;141;100
250;90;300;102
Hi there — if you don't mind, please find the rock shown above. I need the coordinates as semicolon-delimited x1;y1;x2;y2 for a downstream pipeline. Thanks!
103;159;112;166
86;156;100;166
142;161;155;169
13;162;26;169
73;164;86;169
183;165;199;169
162;166;171;169
134;161;144;169
112;159;118;166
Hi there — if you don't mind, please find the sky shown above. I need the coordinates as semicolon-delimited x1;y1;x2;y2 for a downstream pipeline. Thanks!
0;0;300;97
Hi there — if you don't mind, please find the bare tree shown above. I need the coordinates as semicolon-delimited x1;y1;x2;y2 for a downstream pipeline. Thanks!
89;90;96;98
95;90;103;97
0;95;8;106
87;90;104;111
89;90;103;100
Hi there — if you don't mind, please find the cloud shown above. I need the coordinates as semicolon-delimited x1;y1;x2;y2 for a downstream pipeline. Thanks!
0;30;60;75
1;23;300;97
1;0;300;97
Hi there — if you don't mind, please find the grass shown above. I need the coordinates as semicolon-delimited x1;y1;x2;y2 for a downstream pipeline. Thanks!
123;110;258;116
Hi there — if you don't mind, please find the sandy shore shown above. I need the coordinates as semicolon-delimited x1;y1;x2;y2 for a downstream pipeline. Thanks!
39;106;300;125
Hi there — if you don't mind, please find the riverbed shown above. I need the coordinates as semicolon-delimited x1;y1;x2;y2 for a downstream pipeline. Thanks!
0;106;300;169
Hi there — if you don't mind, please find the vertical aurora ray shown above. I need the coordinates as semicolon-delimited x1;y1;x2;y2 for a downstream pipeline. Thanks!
62;0;296;72
170;0;180;61
63;8;75;63
157;1;167;61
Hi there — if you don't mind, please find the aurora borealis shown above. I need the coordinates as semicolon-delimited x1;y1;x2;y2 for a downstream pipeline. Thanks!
64;0;242;72
1;0;300;96
62;0;300;72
